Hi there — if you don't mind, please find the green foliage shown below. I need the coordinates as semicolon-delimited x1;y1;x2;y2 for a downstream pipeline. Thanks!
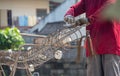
0;27;25;51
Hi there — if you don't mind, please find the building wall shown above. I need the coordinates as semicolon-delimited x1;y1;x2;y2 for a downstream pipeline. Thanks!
0;10;8;27
0;10;1;27
0;0;49;17
30;0;77;32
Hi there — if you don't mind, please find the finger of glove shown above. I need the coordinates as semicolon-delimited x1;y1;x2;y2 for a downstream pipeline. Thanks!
74;20;81;26
64;17;68;22
68;17;75;24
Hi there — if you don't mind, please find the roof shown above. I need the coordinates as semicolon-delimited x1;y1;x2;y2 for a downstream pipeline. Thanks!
37;21;65;35
50;0;65;3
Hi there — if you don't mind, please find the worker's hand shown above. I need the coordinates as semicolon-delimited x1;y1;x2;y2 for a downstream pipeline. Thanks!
75;17;90;26
64;15;75;24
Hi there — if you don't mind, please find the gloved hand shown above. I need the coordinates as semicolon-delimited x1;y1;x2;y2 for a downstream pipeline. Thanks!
75;17;90;26
64;15;75;24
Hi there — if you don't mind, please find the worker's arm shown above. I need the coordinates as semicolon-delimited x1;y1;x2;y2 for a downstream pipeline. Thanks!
65;0;86;17
64;0;86;24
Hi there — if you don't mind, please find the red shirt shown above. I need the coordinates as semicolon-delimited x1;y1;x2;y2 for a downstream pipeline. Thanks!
65;0;120;56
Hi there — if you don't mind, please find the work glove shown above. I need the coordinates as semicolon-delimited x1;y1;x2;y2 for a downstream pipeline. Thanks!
64;15;75;24
75;17;90;26
64;15;89;27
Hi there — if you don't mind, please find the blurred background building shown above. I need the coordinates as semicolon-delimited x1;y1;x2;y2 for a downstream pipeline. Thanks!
0;0;65;30
0;0;49;28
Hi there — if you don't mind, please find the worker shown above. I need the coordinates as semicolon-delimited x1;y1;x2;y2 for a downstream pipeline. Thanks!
64;0;120;76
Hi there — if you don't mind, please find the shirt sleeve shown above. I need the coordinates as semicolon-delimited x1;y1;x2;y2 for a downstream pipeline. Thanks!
65;0;86;17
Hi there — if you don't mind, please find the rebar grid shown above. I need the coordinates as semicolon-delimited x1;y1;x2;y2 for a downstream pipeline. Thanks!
0;24;86;71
